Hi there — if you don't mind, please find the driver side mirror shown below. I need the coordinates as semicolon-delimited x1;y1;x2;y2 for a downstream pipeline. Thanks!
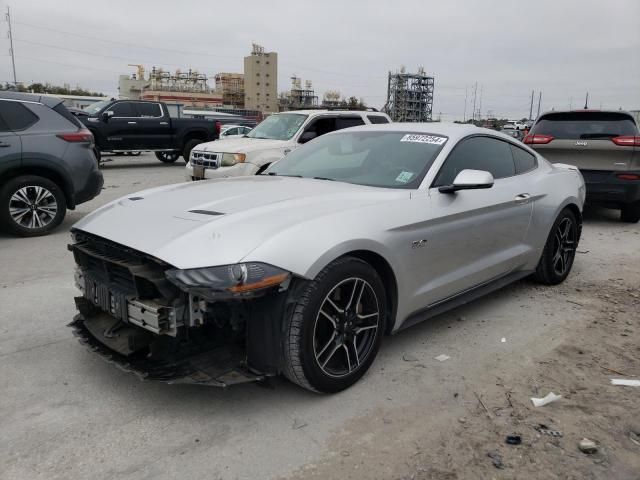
298;131;317;144
438;169;494;193
101;110;114;122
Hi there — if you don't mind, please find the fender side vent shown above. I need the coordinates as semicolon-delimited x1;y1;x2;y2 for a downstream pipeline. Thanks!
188;209;224;216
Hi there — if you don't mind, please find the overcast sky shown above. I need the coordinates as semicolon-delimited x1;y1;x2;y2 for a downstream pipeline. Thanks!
1;0;638;120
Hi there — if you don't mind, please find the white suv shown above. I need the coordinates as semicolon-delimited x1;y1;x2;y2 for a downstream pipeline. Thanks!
186;110;391;181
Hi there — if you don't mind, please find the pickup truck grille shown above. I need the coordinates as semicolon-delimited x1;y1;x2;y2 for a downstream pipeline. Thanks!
191;151;220;168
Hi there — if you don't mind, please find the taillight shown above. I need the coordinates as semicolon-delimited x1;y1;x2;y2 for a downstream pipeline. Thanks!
215;121;221;135
57;128;93;143
616;173;640;181
523;134;554;145
611;136;640;147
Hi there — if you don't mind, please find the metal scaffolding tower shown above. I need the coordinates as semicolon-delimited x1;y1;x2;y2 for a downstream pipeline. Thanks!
384;67;434;122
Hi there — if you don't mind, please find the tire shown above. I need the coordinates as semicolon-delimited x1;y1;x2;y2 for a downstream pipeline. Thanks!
533;208;579;285
283;257;387;393
620;202;640;223
155;152;180;163
0;175;67;237
182;139;203;163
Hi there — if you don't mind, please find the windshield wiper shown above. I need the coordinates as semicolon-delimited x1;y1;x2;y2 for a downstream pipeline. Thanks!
266;172;302;177
313;176;335;181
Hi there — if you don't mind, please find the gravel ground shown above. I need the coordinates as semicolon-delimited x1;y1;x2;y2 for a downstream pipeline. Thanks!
1;154;638;480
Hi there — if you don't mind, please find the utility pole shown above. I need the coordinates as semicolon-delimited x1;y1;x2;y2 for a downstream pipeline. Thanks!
529;90;534;120
463;86;468;122
478;84;483;121
584;92;589;109
6;6;17;86
471;82;478;122
569;96;573;110
536;91;542;118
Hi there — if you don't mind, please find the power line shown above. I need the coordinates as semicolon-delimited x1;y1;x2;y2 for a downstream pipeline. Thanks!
6;6;17;85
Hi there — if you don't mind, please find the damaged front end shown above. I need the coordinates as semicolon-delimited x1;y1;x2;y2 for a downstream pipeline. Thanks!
68;230;299;387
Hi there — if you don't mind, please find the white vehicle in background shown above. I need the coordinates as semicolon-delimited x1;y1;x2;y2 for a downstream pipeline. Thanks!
185;110;391;181
503;120;527;131
219;125;253;139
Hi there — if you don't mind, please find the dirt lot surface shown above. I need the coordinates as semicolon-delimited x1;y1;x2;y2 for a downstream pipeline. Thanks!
1;155;639;480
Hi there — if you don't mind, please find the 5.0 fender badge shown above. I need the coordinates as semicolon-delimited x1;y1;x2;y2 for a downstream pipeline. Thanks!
412;239;428;249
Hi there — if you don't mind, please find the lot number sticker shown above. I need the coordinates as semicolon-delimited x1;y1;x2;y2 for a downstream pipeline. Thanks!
400;134;446;145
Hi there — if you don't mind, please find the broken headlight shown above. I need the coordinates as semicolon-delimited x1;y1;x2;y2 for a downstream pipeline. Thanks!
166;262;290;297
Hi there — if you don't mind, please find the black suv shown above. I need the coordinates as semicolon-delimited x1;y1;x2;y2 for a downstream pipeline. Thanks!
525;110;640;222
0;92;103;236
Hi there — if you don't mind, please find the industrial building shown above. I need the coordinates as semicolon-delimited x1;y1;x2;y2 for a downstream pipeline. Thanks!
244;44;278;112
384;67;435;122
279;75;318;111
118;65;223;108
215;73;245;108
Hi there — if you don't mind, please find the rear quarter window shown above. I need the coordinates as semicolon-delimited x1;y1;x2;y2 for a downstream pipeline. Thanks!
532;112;638;139
367;115;390;124
53;103;84;129
0;101;39;131
510;144;537;173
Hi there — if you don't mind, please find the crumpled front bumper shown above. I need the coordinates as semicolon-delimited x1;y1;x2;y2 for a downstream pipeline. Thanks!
69;298;264;387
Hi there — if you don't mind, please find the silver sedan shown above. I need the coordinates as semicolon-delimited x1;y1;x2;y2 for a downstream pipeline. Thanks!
70;123;586;393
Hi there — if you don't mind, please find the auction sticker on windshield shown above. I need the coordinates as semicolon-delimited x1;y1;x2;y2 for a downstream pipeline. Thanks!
395;171;414;183
400;134;447;145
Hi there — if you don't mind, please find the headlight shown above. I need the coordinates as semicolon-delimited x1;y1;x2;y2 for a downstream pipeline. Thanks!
166;262;289;297
221;153;246;167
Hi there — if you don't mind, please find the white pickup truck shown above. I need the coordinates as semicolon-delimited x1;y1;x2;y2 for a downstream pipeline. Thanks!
185;109;391;181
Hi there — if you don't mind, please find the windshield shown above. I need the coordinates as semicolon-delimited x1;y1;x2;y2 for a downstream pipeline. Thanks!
265;131;447;189
83;100;112;115
246;113;307;141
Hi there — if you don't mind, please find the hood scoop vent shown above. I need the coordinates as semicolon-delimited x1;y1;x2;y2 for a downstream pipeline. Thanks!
188;209;225;216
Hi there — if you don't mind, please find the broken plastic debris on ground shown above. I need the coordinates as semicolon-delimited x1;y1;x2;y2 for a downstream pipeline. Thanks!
531;392;562;407
610;378;640;387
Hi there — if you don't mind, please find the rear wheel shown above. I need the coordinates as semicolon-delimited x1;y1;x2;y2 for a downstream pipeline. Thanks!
283;257;386;393
183;139;203;163
155;152;180;163
533;208;579;285
620;202;640;223
0;175;66;237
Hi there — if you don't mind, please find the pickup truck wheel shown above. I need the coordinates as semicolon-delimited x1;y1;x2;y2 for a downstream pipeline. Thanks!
283;257;386;393
183;139;203;163
155;152;180;163
0;175;66;237
620;202;640;223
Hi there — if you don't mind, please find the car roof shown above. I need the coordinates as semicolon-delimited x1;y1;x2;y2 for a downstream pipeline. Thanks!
0;91;64;108
331;121;512;142
537;109;636;119
280;109;387;117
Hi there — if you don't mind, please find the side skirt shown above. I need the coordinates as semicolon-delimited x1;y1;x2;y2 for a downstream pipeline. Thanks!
397;270;534;333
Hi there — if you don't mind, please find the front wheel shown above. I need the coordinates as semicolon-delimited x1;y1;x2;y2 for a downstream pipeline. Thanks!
0;175;67;237
155;152;180;163
533;208;579;285
283;257;387;393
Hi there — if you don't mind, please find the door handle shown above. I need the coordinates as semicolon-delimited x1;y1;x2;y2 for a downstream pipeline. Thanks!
283;149;291;155
514;193;531;204
0;142;10;148
159;121;168;125
127;121;137;125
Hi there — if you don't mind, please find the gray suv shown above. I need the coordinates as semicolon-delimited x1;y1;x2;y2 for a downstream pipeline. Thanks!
0;92;103;236
525;110;639;222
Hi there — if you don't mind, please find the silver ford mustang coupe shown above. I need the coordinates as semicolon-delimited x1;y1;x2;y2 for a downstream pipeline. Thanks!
69;123;585;393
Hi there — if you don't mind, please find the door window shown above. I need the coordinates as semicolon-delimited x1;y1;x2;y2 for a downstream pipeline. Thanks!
137;102;162;118
433;136;516;186
109;102;136;117
224;127;238;136
0;101;39;131
336;116;365;129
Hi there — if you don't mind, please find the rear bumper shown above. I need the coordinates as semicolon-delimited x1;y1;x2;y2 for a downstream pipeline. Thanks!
74;169;104;206
581;170;640;206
